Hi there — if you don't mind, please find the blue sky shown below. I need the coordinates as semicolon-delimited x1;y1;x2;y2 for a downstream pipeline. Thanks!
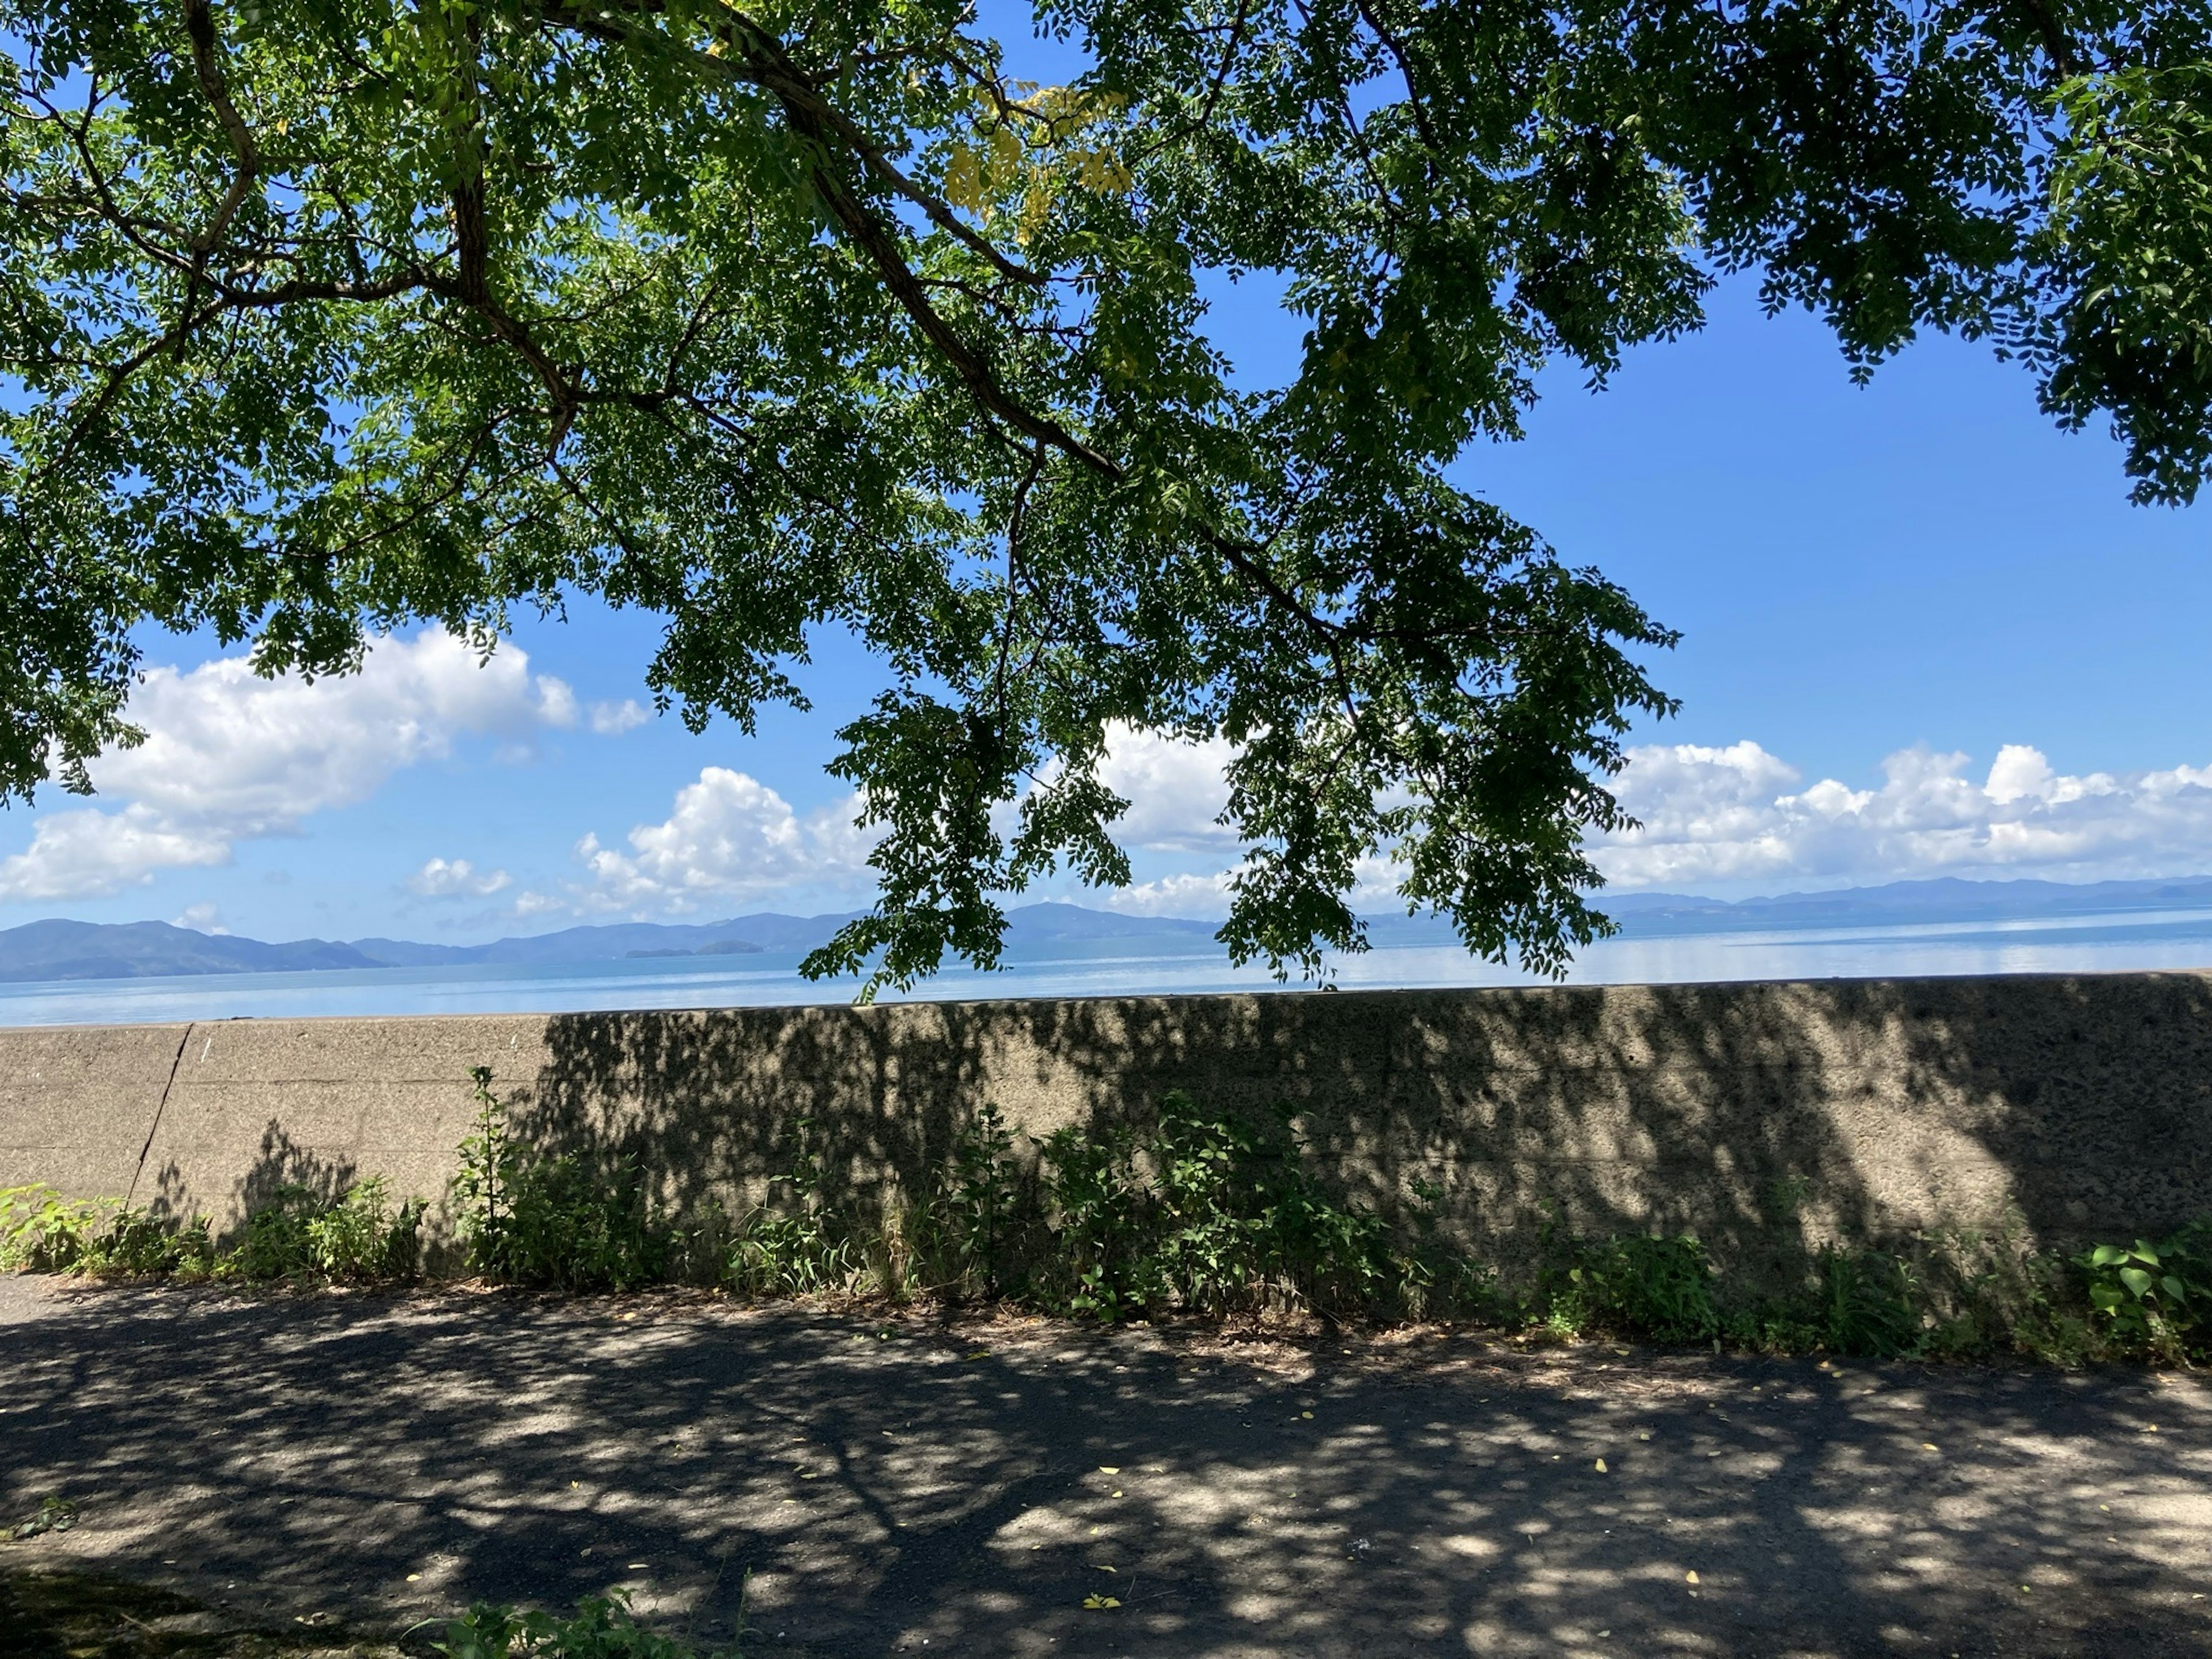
2;264;2206;945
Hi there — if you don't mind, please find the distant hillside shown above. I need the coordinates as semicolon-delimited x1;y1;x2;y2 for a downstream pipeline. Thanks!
0;919;380;983
6;876;2211;982
0;904;1217;982
1598;876;2212;936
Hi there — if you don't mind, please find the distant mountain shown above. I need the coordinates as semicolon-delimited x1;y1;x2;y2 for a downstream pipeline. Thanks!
0;905;1213;982
1597;876;2212;937
7;876;2212;983
0;919;381;983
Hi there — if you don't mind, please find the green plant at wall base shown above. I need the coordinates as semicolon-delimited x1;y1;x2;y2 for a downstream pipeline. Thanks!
215;1178;421;1284
1555;1234;1721;1345
450;1067;669;1291
727;1118;858;1297
2077;1224;2212;1359
435;1592;716;1658
502;1156;670;1293
453;1065;519;1271
1;1184;113;1272
940;1105;1020;1298
1034;1092;1387;1321
1033;1122;1151;1320
0;1184;214;1277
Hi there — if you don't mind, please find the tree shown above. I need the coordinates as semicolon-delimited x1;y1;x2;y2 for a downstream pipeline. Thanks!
1;0;2206;993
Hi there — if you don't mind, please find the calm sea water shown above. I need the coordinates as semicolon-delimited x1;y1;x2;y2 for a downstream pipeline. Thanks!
4;906;2212;1026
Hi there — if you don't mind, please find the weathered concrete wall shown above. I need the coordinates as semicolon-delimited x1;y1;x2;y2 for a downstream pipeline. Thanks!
5;974;2211;1270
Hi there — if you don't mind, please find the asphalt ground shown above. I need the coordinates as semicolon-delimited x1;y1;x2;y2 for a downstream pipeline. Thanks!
2;1274;2209;1658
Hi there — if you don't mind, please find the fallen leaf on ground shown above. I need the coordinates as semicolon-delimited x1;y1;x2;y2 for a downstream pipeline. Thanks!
1685;1571;1699;1585
1594;1458;1608;1473
1082;1594;1121;1609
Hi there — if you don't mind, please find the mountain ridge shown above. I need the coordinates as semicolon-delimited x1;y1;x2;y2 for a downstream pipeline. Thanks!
4;877;2211;983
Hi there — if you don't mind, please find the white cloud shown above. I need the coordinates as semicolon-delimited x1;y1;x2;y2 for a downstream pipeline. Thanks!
0;804;231;902
1597;740;2212;890
1094;726;1238;851
408;857;512;898
1101;870;1235;917
0;631;577;902
588;699;651;736
570;767;874;915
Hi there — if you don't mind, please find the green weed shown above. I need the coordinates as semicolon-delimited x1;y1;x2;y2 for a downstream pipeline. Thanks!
0;1184;214;1278
726;1117;857;1297
453;1067;671;1291
1033;1091;1386;1321
215;1177;421;1284
2077;1222;2212;1362
1554;1234;1720;1344
435;1591;720;1657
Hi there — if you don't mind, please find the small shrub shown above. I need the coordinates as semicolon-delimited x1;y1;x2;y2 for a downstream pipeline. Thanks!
453;1067;669;1291
1035;1120;1149;1319
0;1184;213;1277
435;1592;714;1657
1035;1092;1386;1321
1554;1234;1719;1344
2078;1224;2212;1360
938;1103;1019;1298
216;1178;420;1283
727;1117;857;1297
1;1185;116;1272
498;1155;669;1291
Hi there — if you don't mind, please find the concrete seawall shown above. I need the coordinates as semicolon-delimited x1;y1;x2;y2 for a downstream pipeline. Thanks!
5;973;2211;1270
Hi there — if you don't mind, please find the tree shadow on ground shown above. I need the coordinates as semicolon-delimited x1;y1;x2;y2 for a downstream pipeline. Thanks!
3;1280;2207;1658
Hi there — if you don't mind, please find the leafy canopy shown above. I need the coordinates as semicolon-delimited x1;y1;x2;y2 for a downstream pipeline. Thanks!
2;0;2207;991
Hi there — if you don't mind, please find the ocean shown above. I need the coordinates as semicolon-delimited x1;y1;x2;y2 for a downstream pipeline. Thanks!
4;903;2211;1025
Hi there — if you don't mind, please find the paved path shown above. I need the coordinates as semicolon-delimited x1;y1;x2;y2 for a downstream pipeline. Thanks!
3;1275;2209;1658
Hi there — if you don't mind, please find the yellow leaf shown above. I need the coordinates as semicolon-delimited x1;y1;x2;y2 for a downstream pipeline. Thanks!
1685;1570;1699;1585
1099;1467;1119;1474
944;146;983;214
1082;1594;1121;1609
1594;1458;1607;1473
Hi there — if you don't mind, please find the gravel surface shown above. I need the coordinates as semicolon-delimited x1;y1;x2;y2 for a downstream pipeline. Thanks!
3;1274;2209;1657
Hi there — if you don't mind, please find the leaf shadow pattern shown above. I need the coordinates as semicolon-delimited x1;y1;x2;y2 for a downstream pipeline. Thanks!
2;1282;2209;1656
142;1119;361;1248
520;976;2212;1297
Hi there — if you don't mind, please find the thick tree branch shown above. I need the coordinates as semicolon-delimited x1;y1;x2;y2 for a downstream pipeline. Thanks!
181;0;260;253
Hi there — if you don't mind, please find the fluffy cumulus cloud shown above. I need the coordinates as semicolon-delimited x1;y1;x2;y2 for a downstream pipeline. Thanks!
1093;726;1238;851
559;767;875;915
1100;869;1237;917
0;631;594;902
408;857;512;899
1595;740;2212;890
1065;731;2212;912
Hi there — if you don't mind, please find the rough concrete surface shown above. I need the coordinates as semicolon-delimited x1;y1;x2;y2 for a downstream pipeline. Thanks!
3;1276;2209;1658
9;975;2212;1283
